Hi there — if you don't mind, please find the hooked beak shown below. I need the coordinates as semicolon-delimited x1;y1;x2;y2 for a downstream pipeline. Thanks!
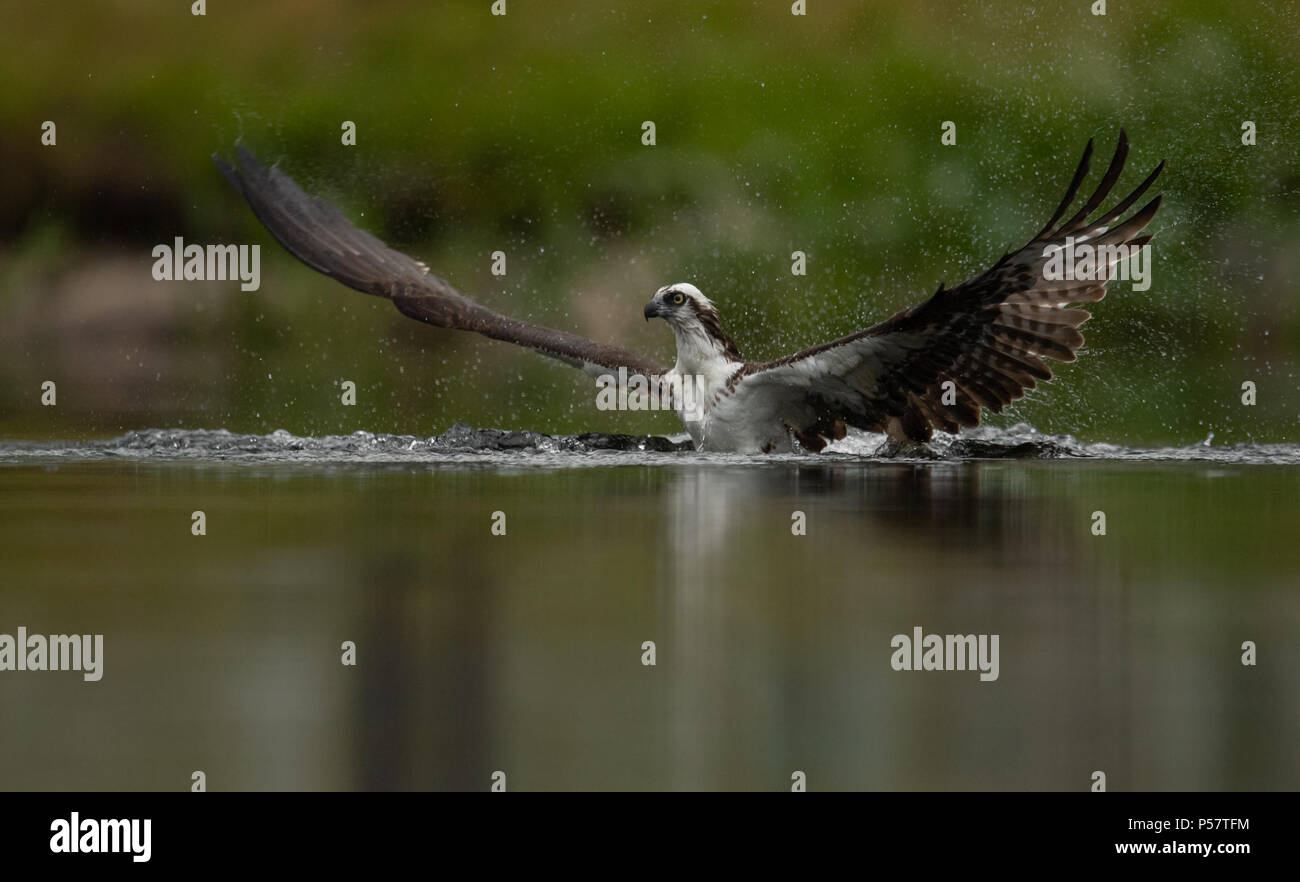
643;301;661;322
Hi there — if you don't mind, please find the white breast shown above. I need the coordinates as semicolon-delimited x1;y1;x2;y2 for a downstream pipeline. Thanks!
674;364;801;453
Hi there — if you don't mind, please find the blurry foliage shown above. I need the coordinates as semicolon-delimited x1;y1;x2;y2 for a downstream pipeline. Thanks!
0;0;1297;443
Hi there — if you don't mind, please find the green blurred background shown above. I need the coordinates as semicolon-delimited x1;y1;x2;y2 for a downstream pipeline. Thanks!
2;0;1297;444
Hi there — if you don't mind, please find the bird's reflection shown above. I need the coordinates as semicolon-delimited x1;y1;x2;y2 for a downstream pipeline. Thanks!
657;460;1082;788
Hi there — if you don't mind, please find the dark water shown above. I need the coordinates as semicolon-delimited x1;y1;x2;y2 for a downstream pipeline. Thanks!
1;426;1297;791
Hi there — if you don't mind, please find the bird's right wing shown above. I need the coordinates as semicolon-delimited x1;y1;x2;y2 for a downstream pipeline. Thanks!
214;147;666;379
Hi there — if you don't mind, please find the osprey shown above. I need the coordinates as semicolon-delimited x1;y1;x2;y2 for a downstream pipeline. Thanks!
215;131;1162;453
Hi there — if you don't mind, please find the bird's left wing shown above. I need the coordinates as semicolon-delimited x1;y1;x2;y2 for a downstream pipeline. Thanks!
214;147;666;379
727;131;1163;450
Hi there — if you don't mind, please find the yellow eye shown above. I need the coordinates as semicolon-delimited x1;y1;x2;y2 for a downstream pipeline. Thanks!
672;292;685;305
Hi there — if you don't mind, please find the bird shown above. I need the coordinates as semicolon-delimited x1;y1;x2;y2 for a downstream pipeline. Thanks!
214;130;1162;454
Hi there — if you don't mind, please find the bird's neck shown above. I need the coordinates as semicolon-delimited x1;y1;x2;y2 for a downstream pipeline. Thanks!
671;325;742;378
670;313;744;374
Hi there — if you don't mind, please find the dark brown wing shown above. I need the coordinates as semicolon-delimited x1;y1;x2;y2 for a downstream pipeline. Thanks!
733;130;1163;447
214;147;665;378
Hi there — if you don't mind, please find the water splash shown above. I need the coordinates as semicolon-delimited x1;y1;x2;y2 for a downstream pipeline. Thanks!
1;423;1297;467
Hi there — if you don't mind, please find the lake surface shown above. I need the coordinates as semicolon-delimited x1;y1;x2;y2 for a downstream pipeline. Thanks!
1;426;1297;791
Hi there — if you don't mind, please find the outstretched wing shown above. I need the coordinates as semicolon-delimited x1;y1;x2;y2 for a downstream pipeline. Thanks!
730;130;1163;450
214;147;666;378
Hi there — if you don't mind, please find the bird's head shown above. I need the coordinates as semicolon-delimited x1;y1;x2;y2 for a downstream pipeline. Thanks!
643;282;709;325
643;282;744;364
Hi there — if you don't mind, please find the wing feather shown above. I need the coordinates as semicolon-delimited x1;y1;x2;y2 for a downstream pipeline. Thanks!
214;148;666;379
735;130;1163;447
